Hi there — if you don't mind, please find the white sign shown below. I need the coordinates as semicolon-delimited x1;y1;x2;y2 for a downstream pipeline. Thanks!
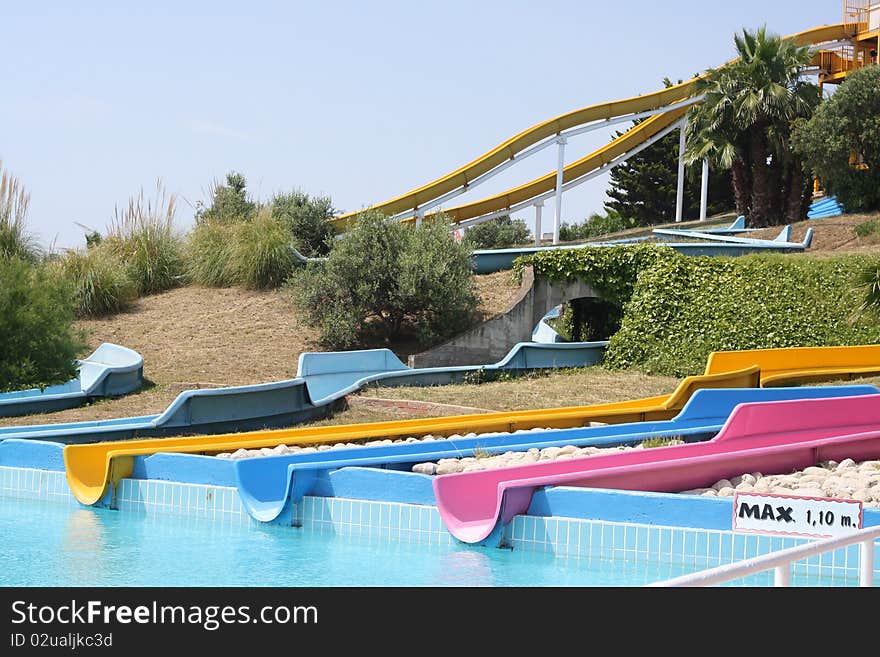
732;492;863;539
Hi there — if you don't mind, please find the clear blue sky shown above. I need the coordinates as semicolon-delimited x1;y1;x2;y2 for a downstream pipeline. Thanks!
2;0;838;249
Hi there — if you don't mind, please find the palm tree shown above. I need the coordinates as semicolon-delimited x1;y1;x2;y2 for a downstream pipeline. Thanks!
686;68;752;218
686;27;820;227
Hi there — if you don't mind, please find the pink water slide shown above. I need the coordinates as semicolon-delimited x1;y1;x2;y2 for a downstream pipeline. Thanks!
433;394;880;544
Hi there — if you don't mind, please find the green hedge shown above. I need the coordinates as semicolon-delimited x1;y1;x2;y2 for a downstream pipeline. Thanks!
514;244;676;306
515;246;880;377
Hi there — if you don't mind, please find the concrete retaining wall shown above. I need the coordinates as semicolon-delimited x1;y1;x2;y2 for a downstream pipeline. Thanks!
409;267;601;367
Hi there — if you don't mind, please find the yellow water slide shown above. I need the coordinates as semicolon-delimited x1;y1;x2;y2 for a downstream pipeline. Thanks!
705;344;880;386
64;366;761;505
331;23;850;229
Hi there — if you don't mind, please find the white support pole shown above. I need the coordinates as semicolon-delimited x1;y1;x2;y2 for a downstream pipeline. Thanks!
553;138;567;245
675;118;687;223
415;209;424;227
534;202;543;246
700;158;710;221
861;539;875;587
774;565;790;587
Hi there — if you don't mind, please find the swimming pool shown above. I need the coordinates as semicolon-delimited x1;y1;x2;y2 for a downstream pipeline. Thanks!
0;492;868;587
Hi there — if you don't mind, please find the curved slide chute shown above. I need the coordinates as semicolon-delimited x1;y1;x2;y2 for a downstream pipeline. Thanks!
0;343;143;418
332;24;850;228
62;366;761;505
705;344;880;387
434;393;880;544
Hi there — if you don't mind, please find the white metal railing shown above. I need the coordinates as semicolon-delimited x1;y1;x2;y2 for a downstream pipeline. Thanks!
648;524;880;587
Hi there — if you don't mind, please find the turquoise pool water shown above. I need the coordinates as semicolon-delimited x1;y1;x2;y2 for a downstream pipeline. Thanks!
0;496;862;587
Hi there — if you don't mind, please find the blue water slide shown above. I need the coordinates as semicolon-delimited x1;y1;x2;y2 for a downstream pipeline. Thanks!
808;197;845;219
531;306;565;344
296;342;608;406
0;340;609;444
650;216;755;237
0;343;143;418
652;225;794;245
470;227;813;274
232;384;878;522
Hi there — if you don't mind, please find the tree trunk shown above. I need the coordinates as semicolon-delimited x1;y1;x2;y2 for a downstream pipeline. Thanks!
732;156;752;218
749;124;773;227
785;158;811;224
768;156;784;223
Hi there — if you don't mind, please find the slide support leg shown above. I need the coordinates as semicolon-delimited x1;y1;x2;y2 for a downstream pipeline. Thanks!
675;117;688;223
553;137;567;245
700;157;709;221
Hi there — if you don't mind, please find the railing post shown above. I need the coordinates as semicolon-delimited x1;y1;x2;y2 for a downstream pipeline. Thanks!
553;137;567;245
774;564;791;587
860;538;875;587
534;201;544;246
415;209;424;227
700;158;709;221
675;117;688;223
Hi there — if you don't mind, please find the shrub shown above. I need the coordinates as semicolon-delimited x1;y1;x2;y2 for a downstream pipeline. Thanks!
792;65;880;212
0;161;39;262
104;181;185;295
0;257;86;391
462;216;532;249
854;219;880;239
558;211;634;242
286;210;479;349
184;220;237;287
271;190;335;257
195;171;257;224
230;208;299;289
55;245;138;316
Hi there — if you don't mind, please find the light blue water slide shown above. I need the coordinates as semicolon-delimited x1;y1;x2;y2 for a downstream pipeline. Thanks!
0;340;608;444
230;384;879;523
651;225;796;245
0;343;143;418
469;227;813;274
808;196;845;219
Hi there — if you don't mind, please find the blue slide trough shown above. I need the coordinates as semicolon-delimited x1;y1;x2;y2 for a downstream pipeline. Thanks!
298;342;608;405
0;342;608;444
470;228;813;274
0;343;144;418
231;385;878;523
808;196;844;219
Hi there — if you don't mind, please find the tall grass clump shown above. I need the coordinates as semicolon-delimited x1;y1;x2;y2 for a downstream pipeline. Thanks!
229;208;299;289
0;256;86;391
55;246;138;316
105;181;185;295
0;161;40;262
184;220;237;287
